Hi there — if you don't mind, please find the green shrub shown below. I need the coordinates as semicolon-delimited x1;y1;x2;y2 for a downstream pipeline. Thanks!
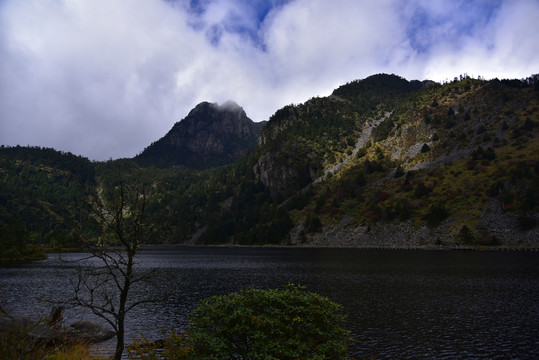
305;215;323;233
394;165;405;178
425;203;450;227
372;117;395;142
457;225;476;244
188;285;352;359
132;285;353;360
356;147;367;159
414;181;430;198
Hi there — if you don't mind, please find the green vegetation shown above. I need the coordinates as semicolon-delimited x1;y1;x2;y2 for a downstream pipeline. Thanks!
0;325;98;360
286;76;538;243
1;74;538;251
128;285;353;360
0;146;97;257
0;218;46;260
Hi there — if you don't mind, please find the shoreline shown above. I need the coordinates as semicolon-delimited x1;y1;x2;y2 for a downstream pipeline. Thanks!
136;243;539;252
6;244;533;262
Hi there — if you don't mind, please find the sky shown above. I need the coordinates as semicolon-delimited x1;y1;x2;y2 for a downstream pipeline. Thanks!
1;0;538;161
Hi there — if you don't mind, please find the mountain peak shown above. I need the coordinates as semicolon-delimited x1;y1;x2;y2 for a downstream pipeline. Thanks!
136;101;265;168
191;100;241;111
219;100;242;111
188;101;247;126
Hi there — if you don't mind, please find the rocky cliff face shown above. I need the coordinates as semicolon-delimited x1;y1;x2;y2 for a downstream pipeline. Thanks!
254;151;309;202
137;101;266;168
245;75;539;247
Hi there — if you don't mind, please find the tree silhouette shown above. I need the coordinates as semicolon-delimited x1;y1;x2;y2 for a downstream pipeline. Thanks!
70;170;169;360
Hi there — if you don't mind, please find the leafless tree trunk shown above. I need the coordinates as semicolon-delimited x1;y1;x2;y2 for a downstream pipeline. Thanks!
69;171;167;360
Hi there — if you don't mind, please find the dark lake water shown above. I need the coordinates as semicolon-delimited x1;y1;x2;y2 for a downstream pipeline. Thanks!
1;247;539;359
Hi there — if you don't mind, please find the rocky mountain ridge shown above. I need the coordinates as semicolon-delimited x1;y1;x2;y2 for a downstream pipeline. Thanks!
202;74;538;246
136;100;265;169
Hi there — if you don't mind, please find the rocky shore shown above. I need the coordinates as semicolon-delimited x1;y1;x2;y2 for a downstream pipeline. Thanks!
290;203;539;248
0;306;115;344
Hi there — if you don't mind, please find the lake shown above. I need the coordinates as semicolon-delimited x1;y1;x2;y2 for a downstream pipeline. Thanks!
1;247;538;359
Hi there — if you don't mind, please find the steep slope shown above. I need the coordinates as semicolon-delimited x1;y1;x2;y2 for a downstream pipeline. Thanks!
286;77;539;247
254;74;420;202
193;74;539;247
136;101;266;169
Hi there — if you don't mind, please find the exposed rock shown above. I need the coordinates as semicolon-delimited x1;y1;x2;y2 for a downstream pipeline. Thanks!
67;320;115;343
319;112;391;180
28;324;65;342
188;225;208;245
479;199;539;245
0;309;115;344
307;216;452;248
254;152;301;200
304;203;539;248
137;101;266;168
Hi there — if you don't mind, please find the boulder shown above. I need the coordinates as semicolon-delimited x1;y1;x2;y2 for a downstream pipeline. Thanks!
28;325;64;342
67;320;115;343
0;307;115;344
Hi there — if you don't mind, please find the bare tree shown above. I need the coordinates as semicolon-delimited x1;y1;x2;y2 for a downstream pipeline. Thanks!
70;173;165;360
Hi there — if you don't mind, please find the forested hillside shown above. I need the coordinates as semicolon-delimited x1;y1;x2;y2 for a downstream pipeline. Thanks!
187;74;539;246
0;146;97;258
1;74;538;255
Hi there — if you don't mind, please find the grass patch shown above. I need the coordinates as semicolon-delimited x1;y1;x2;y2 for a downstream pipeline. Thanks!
0;326;99;360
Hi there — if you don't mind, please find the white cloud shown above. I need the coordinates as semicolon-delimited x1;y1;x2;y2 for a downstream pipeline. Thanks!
0;0;232;159
261;0;411;87
1;0;537;160
408;0;539;81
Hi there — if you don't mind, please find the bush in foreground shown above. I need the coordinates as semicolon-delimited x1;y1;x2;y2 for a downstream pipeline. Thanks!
129;284;353;359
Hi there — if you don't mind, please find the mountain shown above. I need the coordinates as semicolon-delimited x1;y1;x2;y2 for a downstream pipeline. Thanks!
255;74;423;201
136;100;266;169
1;74;538;253
193;74;539;246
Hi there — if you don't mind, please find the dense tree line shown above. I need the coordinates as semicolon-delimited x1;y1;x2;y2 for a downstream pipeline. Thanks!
0;146;97;254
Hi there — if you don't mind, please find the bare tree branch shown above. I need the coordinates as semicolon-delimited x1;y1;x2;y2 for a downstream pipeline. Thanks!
57;167;170;360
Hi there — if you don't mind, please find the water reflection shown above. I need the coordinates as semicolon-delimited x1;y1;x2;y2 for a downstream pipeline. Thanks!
1;247;538;359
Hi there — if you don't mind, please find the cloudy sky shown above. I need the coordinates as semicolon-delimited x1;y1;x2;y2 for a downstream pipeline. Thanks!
1;0;538;160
